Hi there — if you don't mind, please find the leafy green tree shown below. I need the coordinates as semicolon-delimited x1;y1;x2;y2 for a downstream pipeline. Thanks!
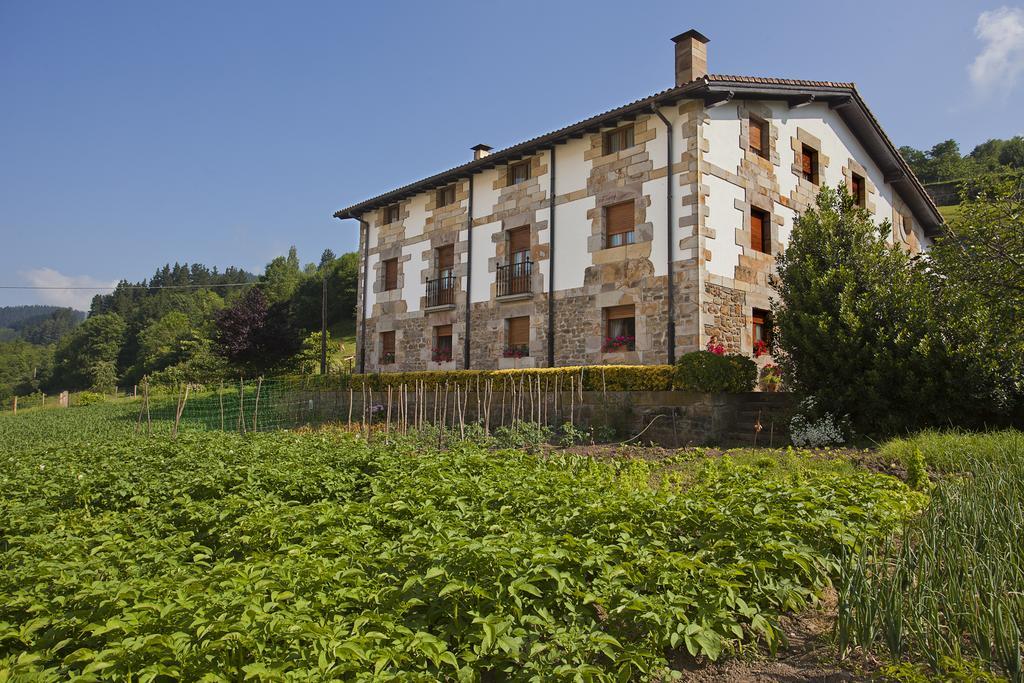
262;246;303;303
927;173;1024;417
771;186;970;435
50;313;126;390
997;136;1024;169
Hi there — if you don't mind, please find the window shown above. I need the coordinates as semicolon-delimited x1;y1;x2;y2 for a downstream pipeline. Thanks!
382;258;398;291
436;184;456;208
752;308;772;346
800;144;819;184
902;214;913;239
851;173;866;208
750;207;771;254
603;125;635;155
433;324;453;363
505;316;530;358
603;305;636;352
436;245;455;279
605;200;636;247
507;226;530;265
380;331;396;365
749;117;768;158
508;160;531;186
384;204;401;224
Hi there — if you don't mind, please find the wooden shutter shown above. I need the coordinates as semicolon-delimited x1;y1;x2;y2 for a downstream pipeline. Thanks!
605;201;635;239
507;316;529;346
381;331;395;354
437;245;454;269
801;145;816;182
605;304;635;320
752;309;771;343
750;209;770;253
435;324;452;338
383;259;398;290
851;174;865;206
749;118;764;155
508;227;530;254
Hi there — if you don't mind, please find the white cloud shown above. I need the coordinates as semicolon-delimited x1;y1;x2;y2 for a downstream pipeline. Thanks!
19;268;118;311
969;6;1024;95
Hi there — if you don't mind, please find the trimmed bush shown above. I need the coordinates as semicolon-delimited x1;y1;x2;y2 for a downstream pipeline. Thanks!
673;351;756;393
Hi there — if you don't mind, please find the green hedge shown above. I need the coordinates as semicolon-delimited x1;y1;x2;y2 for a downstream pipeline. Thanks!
673;352;757;393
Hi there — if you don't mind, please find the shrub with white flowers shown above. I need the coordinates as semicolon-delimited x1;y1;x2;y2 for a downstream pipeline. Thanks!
789;397;847;448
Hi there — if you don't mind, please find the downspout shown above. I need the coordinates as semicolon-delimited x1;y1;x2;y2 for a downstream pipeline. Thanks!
356;216;369;374
652;105;676;365
547;144;556;367
463;175;474;369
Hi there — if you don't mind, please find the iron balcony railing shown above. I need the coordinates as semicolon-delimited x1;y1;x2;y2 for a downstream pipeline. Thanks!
496;259;532;297
426;274;456;307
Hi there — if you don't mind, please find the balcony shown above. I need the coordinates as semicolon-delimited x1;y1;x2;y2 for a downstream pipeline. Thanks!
496;259;533;299
426;275;456;309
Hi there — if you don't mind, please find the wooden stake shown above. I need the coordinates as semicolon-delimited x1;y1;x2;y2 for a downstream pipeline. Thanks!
252;377;262;432
219;381;225;431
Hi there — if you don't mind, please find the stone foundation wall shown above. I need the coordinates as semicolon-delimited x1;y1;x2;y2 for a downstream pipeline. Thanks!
302;389;794;448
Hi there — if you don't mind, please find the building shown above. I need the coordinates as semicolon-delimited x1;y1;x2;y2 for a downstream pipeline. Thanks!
334;30;941;374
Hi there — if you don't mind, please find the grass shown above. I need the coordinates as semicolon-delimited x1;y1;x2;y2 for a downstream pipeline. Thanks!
839;431;1024;682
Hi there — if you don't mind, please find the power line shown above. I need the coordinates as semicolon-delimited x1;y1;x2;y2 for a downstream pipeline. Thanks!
0;282;261;291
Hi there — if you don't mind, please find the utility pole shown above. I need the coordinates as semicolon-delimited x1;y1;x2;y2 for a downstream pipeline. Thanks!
320;270;328;375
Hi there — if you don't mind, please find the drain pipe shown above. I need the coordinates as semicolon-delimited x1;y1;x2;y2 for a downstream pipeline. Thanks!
547;144;556;367
356;216;369;374
652;104;676;365
463;175;474;369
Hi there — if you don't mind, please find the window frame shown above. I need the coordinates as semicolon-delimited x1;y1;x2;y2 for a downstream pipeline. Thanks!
508;160;531;186
604;200;637;248
750;207;771;254
603;305;636;352
505;316;530;357
800;144;819;185
602;124;635;155
384;204;401;224
752;308;772;346
851;172;866;208
436;184;456;208
382;257;399;291
433;324;453;362
380;330;396;365
749;116;769;159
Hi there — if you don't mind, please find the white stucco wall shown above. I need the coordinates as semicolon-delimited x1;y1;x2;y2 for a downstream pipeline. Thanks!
704;104;743;172
555;137;592;196
642;178;668;277
553;196;594;291
473;167;501;219
704;174;744;279
363;252;378;318
404;193;429;239
470;220;501;303
401;241;426;313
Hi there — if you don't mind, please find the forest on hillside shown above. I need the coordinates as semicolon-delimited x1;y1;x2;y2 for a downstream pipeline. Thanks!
0;247;359;401
899;135;1024;184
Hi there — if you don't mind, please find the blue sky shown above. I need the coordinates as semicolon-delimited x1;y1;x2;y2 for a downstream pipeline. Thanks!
2;0;1022;310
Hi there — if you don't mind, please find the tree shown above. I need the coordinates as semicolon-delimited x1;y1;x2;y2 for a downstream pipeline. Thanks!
997;136;1024;169
771;186;969;435
262;246;303;303
49;313;126;390
927;173;1024;417
213;288;301;373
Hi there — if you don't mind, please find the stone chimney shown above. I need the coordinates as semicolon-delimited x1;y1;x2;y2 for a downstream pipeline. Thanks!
671;30;709;86
471;144;492;160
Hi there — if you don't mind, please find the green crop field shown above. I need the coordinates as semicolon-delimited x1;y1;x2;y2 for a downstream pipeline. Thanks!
0;405;1020;681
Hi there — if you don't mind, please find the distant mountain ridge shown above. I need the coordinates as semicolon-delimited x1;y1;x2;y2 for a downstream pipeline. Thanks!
0;306;86;344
